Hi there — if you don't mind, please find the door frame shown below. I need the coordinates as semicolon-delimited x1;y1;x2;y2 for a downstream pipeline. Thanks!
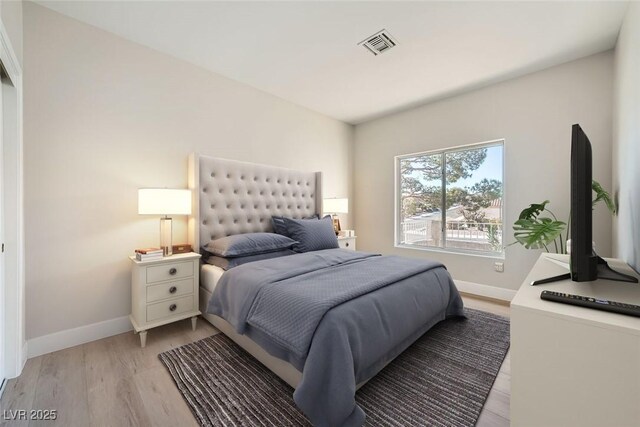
0;50;4;392
0;18;25;379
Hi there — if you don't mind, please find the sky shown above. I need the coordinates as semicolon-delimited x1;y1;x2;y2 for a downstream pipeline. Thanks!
453;145;503;188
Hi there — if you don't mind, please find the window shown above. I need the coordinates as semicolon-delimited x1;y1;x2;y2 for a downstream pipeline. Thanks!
395;140;504;256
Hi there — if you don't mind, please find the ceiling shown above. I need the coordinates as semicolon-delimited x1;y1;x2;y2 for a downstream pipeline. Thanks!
36;1;629;124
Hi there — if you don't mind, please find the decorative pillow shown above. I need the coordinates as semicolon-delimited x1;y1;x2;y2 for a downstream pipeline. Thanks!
205;249;296;270
271;214;319;237
282;216;339;253
271;216;289;236
204;232;297;258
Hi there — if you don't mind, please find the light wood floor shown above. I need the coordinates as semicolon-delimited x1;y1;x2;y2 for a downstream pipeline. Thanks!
1;295;510;427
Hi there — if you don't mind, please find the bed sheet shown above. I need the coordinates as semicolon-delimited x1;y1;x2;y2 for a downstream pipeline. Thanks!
200;263;225;293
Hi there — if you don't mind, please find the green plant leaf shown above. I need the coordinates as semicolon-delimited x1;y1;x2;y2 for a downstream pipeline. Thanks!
518;201;550;220
513;217;566;250
592;180;617;215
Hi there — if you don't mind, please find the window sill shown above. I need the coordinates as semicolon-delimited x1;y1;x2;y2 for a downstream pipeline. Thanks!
394;243;505;260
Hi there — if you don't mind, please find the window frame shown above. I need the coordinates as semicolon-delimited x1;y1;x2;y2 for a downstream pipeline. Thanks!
394;139;506;259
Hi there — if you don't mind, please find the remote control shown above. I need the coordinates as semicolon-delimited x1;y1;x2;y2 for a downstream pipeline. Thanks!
540;290;640;318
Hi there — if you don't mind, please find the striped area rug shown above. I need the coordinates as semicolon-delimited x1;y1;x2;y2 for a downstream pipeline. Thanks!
159;308;509;427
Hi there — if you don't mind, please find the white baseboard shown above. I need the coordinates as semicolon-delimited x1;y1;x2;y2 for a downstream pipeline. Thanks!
454;280;516;302
27;316;132;358
22;341;28;367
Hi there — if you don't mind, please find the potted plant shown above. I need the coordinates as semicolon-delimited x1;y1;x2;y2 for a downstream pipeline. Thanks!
511;180;616;254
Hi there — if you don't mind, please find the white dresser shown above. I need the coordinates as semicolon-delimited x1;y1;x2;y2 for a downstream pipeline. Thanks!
129;252;201;347
511;253;640;426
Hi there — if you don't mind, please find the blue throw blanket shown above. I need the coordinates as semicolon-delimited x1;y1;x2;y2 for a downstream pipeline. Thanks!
208;249;464;426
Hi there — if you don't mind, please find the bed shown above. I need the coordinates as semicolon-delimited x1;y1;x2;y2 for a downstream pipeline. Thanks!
188;154;464;426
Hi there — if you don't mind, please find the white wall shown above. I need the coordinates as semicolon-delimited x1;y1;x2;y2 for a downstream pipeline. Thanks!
0;0;22;67
23;3;353;342
613;2;640;273
354;52;614;291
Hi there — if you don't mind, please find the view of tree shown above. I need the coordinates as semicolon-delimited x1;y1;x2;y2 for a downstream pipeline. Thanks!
398;144;504;253
400;148;502;220
445;150;488;183
400;149;487;185
458;178;503;224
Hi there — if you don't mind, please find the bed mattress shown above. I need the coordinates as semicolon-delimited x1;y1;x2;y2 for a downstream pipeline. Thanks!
200;263;225;294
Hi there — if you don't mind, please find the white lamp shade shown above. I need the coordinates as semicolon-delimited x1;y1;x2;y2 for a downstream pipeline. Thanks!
138;189;192;215
323;198;349;214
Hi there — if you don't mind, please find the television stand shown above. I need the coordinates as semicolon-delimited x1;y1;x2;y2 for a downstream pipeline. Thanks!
530;272;571;286
531;255;638;285
596;256;639;282
511;253;640;426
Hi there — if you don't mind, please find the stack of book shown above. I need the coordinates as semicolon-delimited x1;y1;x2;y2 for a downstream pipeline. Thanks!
135;248;164;261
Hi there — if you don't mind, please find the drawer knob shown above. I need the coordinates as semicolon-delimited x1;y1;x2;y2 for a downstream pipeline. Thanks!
345;242;349;247
169;304;177;312
169;268;177;275
169;286;177;294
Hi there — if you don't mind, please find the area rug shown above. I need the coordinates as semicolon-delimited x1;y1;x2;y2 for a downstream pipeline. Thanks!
159;308;510;427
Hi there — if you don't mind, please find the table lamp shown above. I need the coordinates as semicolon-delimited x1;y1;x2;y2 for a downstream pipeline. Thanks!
138;188;192;256
323;198;348;234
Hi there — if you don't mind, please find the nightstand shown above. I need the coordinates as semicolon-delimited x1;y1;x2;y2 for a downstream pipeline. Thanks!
337;236;357;251
129;252;202;347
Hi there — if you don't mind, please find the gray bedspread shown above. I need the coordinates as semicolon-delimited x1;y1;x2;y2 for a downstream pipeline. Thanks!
208;249;464;426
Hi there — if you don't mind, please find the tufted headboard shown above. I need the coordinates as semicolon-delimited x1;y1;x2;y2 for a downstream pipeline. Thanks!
188;154;322;253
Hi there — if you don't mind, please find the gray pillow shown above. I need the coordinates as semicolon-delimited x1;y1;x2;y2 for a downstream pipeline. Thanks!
283;216;339;253
204;232;297;258
205;249;296;270
272;214;319;237
271;216;289;236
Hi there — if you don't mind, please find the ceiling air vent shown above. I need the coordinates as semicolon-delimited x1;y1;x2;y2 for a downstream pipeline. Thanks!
358;29;397;56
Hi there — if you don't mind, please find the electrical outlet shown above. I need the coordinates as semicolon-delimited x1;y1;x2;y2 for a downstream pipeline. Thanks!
494;262;504;273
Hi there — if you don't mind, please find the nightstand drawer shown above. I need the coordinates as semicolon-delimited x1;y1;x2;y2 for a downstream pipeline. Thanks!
146;261;193;284
146;295;195;322
338;237;356;250
146;278;194;303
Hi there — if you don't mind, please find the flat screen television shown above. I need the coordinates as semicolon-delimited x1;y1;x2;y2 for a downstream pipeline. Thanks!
570;124;636;283
532;124;637;285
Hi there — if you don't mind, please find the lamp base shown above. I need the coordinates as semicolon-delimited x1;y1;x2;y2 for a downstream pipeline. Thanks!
160;217;173;256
